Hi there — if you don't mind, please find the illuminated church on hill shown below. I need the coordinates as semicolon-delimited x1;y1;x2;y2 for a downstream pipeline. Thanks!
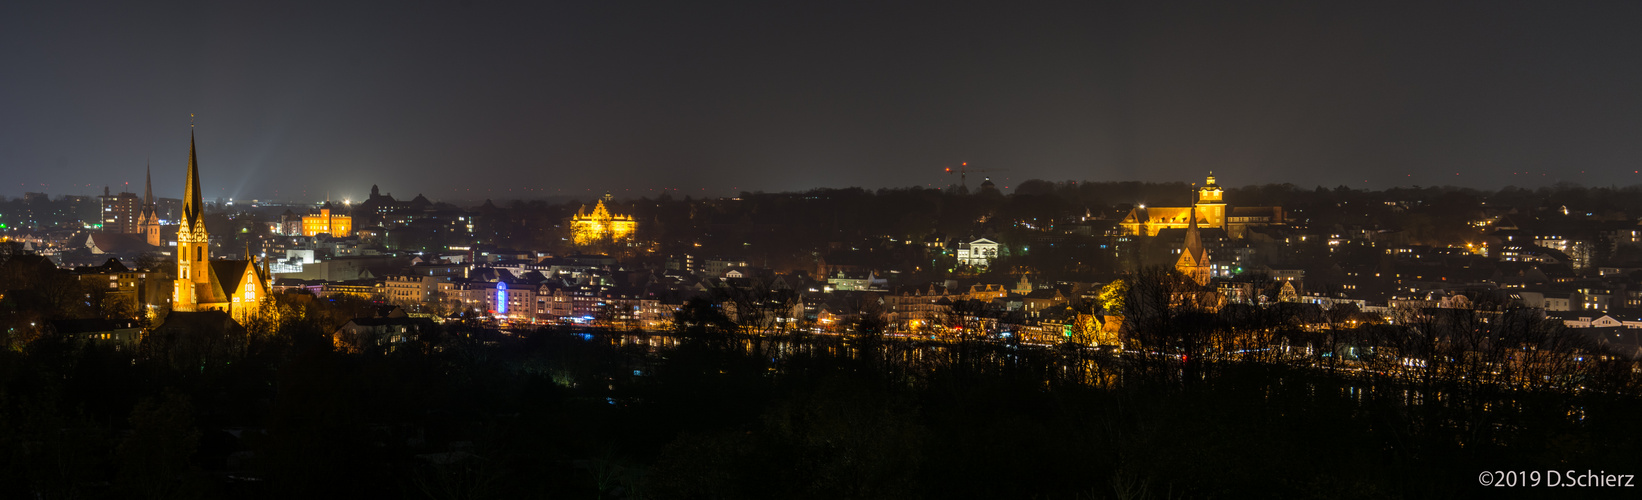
170;128;272;324
1120;173;1285;239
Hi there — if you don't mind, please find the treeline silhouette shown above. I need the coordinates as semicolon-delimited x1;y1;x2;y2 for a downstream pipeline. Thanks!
469;180;1642;250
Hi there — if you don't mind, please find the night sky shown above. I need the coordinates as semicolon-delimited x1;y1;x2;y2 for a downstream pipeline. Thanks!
5;0;1642;202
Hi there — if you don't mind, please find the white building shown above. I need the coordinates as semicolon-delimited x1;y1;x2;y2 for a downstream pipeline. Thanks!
957;238;1000;267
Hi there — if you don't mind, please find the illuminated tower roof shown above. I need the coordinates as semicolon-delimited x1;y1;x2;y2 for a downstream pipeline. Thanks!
1198;171;1223;204
181;129;204;231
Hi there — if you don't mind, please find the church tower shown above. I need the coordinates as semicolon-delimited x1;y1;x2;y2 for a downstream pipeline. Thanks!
1175;204;1212;287
135;162;163;247
163;123;268;321
174;129;212;312
1194;172;1227;230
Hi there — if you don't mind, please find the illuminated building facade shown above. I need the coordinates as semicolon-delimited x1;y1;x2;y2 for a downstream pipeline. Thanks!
1120;173;1285;238
570;195;635;246
98;188;141;233
496;281;509;315
956;238;1000;267
171;129;273;324
302;207;354;237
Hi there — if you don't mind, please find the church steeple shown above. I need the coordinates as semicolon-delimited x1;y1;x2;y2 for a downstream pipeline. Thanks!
136;159;162;246
143;161;154;207
1186;205;1200;244
175;123;213;311
170;120;263;321
1176;190;1211;286
181;128;204;229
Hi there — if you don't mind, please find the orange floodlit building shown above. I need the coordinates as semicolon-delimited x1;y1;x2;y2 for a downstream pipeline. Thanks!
1119;173;1285;239
302;207;353;237
571;194;635;246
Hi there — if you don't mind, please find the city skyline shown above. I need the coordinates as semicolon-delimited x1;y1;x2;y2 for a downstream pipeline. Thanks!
8;0;1642;199
7;2;1642;495
18;130;1642;207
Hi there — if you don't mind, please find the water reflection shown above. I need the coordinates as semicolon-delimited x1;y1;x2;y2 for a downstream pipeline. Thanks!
599;331;1133;388
576;330;1579;417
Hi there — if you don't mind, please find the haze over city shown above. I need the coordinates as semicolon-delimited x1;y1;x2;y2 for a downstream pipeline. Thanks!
7;2;1642;498
7;0;1642;200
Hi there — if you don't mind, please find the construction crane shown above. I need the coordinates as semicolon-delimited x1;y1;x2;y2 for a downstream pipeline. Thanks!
944;163;1011;193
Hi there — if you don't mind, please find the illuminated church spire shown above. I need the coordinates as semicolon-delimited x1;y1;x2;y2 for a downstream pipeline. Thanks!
167;118;267;321
181;125;204;230
175;118;213;311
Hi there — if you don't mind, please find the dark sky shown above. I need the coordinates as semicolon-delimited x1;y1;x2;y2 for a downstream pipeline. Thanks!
5;1;1642;202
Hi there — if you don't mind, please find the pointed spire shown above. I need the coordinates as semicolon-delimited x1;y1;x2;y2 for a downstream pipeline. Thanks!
182;128;203;227
144;160;153;206
1183;204;1203;261
1177;183;1209;286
